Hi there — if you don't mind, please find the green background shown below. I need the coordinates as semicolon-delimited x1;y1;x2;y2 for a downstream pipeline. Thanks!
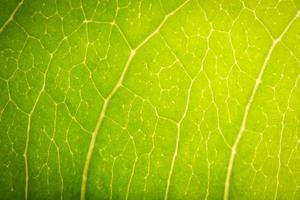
0;0;300;199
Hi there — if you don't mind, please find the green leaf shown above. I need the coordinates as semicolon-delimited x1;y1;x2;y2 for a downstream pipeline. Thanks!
0;0;300;199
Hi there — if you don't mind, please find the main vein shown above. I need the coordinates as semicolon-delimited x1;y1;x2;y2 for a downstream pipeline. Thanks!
80;1;191;199
223;11;300;200
0;0;25;33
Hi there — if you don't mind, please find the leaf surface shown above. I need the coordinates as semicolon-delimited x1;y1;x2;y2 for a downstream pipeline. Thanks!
0;0;300;199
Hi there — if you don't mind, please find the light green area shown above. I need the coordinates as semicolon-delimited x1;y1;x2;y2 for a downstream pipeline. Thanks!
0;0;300;199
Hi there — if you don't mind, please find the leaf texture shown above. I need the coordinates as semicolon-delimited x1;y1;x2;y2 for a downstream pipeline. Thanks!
0;0;300;199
